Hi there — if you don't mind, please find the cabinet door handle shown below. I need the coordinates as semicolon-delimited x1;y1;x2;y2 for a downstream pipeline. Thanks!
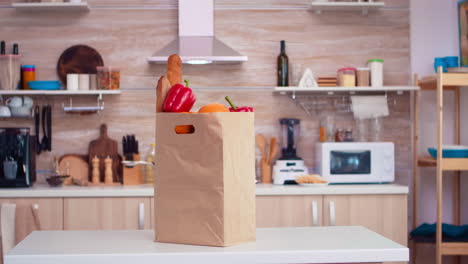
329;200;336;226
311;200;319;226
138;203;145;230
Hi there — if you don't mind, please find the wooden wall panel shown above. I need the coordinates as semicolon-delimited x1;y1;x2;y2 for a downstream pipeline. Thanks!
0;3;411;185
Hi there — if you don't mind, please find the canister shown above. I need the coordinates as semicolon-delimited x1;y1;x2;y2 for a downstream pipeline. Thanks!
356;67;370;87
67;74;79;91
368;59;384;87
337;67;356;87
21;65;35;90
97;66;120;90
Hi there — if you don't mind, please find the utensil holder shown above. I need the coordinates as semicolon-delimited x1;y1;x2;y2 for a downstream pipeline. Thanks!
261;160;272;184
0;55;21;90
123;154;143;185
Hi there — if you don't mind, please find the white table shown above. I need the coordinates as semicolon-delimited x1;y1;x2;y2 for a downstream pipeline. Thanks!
6;226;409;264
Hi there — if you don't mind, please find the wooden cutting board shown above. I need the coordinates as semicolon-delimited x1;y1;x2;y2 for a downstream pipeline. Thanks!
58;154;89;185
88;124;121;183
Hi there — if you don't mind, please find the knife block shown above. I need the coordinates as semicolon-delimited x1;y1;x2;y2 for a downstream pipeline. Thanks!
123;154;143;185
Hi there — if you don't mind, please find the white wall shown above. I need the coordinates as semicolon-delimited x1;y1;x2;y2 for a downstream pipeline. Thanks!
411;0;468;263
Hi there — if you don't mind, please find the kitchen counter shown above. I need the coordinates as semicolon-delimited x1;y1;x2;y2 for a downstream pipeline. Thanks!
5;226;409;264
0;183;408;198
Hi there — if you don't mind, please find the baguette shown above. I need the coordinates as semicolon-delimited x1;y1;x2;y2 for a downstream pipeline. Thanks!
156;76;172;112
167;54;183;86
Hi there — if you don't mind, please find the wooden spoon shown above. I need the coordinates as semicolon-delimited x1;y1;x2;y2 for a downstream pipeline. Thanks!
256;134;267;161
268;137;278;164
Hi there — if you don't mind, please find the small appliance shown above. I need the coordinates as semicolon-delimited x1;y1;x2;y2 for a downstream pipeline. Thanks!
0;128;36;188
316;142;394;184
273;118;308;185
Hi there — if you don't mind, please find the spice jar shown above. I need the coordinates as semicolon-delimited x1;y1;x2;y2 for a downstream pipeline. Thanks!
21;65;35;90
96;66;120;90
368;59;384;87
337;67;356;87
335;129;345;142
344;129;354;142
356;67;370;87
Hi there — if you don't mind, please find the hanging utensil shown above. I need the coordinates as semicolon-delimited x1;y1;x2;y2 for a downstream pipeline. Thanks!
34;105;41;155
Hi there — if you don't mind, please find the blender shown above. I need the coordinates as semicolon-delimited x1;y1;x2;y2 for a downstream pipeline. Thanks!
272;118;308;185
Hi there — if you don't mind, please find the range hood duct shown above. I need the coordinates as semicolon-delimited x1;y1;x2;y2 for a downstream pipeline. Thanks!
148;0;248;64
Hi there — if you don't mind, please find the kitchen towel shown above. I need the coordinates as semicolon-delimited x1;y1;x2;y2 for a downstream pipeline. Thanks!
351;95;389;119
0;204;16;256
155;112;256;247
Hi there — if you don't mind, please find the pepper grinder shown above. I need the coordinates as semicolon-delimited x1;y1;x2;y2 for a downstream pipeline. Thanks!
91;156;100;184
104;156;113;184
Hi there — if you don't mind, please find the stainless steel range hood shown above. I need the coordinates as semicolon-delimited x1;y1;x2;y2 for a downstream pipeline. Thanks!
147;0;248;64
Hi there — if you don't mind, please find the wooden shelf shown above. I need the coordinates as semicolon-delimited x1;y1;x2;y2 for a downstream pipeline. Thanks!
274;86;419;94
308;1;385;15
12;2;90;12
441;242;468;255
0;90;120;96
417;156;468;171
417;156;436;167
419;74;468;90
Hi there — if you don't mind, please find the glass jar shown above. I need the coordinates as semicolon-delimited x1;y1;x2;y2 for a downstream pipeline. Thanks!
96;66;120;90
355;118;369;142
320;115;335;142
356;67;370;86
370;117;383;141
337;67;356;87
335;129;345;142
0;55;21;90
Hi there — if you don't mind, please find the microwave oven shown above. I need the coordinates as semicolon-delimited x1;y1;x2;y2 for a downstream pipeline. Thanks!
315;142;394;184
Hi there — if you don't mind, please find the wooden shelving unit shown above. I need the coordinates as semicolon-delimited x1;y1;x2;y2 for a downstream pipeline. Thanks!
308;1;385;15
12;2;90;12
412;69;468;264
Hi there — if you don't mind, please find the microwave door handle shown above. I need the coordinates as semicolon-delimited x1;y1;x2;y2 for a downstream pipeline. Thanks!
311;200;319;226
329;200;336;226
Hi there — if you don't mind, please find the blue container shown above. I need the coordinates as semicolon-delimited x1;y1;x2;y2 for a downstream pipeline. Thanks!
434;57;447;73
428;147;468;158
445;56;459;68
28;81;61;90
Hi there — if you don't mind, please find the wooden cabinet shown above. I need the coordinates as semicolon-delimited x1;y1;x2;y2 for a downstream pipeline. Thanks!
257;194;407;247
323;194;407;246
64;197;151;230
0;198;63;242
257;196;323;227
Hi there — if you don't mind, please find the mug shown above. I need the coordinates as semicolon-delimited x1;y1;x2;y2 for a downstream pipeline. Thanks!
22;96;33;107
0;106;11;117
5;96;23;107
3;160;18;180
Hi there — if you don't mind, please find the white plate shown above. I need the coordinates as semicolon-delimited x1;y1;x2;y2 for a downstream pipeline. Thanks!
298;183;329;187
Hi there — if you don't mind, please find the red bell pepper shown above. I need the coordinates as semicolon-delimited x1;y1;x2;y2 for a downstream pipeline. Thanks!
225;96;254;112
163;80;196;112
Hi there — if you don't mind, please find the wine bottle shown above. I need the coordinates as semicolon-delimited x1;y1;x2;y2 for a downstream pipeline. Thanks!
12;43;19;55
277;40;289;87
0;41;5;55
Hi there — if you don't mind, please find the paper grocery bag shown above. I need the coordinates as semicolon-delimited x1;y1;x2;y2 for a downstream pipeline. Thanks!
155;112;256;247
